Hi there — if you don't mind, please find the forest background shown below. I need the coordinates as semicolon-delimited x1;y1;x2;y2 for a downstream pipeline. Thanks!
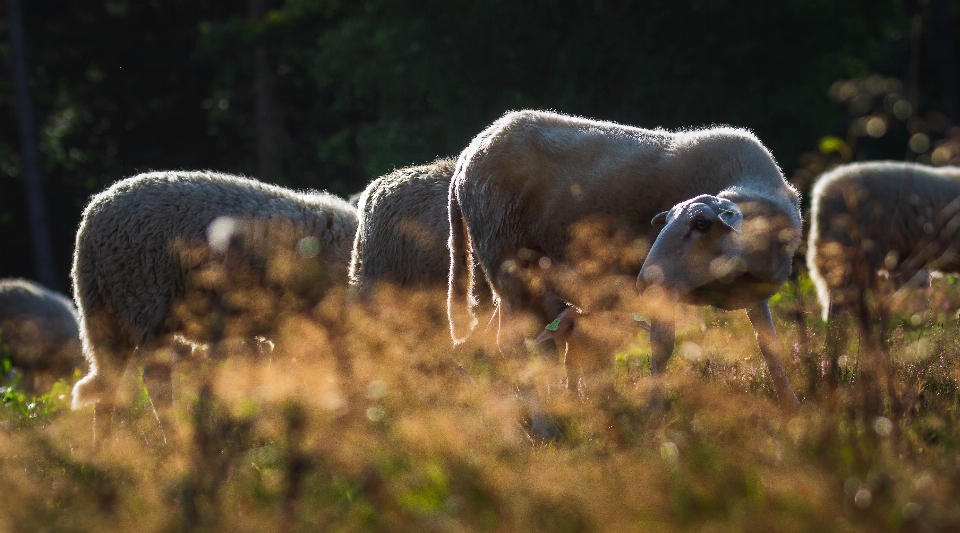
0;0;957;292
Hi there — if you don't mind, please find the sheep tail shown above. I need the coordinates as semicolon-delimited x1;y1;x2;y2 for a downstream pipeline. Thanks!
447;192;478;344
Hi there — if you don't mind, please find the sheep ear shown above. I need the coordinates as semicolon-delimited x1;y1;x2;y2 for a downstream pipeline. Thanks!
651;211;669;226
533;307;576;345
533;327;558;345
717;207;743;233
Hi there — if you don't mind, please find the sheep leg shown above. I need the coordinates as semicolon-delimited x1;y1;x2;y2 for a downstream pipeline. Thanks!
568;341;613;400
887;268;929;316
493;300;525;360
141;343;175;407
497;300;563;441
873;287;900;415
72;310;139;440
493;259;554;359
649;305;675;375
746;301;799;407
854;277;885;418
138;339;179;445
84;357;131;444
565;338;596;388
824;304;848;391
491;262;568;439
646;306;675;411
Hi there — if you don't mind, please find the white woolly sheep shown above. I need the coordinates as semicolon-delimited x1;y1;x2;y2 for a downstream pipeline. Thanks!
71;170;358;413
808;161;960;320
0;278;83;392
349;157;564;385
449;110;801;405
349;157;459;292
807;161;960;381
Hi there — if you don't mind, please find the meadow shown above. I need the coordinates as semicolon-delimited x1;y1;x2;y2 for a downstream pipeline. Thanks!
0;3;954;531
0;265;958;533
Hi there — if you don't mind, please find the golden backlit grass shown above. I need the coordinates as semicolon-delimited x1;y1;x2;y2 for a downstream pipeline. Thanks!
1;273;959;532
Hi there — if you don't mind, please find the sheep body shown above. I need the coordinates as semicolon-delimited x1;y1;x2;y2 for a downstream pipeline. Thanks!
71;170;358;409
807;161;960;321
349;158;458;291
0;278;82;391
449;110;801;404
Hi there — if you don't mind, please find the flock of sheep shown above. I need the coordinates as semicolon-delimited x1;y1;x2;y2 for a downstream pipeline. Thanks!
1;109;959;420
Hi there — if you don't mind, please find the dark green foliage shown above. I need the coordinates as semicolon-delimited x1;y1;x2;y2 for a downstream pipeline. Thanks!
0;1;946;286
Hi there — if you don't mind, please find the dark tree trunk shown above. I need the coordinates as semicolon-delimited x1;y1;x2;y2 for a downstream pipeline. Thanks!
5;0;57;289
930;0;959;123
908;11;923;108
249;0;279;181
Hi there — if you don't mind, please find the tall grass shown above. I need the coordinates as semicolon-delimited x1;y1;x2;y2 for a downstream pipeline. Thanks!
1;268;959;532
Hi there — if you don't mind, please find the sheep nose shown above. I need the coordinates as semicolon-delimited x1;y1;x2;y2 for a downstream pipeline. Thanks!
636;265;664;294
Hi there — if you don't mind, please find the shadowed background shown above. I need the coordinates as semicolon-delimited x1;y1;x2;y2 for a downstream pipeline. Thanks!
1;1;957;290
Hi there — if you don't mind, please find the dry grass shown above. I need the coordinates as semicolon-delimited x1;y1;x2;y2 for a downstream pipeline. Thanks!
1;268;959;532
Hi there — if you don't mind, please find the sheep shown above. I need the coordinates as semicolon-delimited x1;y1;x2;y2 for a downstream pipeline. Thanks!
349;157;459;293
0;278;83;393
808;161;960;318
448;110;801;406
807;161;960;384
71;170;358;414
348;157;566;389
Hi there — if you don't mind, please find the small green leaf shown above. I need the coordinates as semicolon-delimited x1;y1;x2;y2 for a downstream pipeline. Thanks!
818;136;848;155
545;317;562;331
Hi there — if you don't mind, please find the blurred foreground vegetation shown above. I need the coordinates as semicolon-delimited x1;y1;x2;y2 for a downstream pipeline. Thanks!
0;273;958;532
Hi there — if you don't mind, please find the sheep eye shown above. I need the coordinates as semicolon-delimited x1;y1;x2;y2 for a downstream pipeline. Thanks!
693;216;711;232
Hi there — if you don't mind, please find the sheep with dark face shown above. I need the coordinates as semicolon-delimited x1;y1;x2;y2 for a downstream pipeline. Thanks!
0;278;83;392
71;171;358;413
449;110;801;405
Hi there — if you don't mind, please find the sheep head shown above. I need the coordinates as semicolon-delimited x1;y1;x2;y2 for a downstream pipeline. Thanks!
636;194;797;311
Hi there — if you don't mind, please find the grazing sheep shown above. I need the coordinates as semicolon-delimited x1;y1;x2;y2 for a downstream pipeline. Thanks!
807;161;960;383
808;161;960;320
349;158;459;292
449;110;801;405
71;170;358;412
0;278;83;392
